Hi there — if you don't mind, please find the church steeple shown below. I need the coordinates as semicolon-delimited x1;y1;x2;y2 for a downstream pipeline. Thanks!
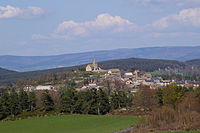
92;58;98;70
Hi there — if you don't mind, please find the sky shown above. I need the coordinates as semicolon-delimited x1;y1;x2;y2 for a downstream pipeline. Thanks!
0;0;200;56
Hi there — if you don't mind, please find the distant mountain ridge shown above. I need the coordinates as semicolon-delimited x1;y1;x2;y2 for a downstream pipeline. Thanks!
1;46;200;71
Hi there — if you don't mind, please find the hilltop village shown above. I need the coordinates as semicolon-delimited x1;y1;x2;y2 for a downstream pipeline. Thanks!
22;59;200;92
1;59;200;133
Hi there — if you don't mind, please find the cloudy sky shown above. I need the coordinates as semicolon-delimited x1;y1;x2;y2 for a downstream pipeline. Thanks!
1;0;200;56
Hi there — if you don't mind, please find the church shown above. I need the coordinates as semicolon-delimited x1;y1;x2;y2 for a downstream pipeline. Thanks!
86;59;101;72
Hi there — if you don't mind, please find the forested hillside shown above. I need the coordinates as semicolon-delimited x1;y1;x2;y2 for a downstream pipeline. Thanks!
0;65;82;85
100;58;188;71
186;59;200;66
0;68;17;75
0;58;195;85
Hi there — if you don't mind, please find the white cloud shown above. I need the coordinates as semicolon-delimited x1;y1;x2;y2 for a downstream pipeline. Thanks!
131;0;200;7
147;32;186;38
148;32;200;39
151;8;200;29
53;13;137;39
32;34;49;39
0;5;22;19
0;5;44;19
26;6;45;16
32;9;200;41
177;0;200;7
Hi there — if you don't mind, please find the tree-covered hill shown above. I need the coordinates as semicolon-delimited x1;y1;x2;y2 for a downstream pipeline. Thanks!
0;58;196;85
0;67;17;75
0;65;82;85
186;59;200;66
100;58;188;72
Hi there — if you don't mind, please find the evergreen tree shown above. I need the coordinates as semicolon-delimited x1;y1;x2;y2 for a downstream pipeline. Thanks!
87;88;98;114
60;88;77;114
42;91;54;111
110;91;121;109
9;89;20;115
110;90;132;110
74;91;87;114
77;91;93;114
0;95;7;119
28;91;36;111
96;89;110;115
118;91;128;108
19;89;29;111
0;91;11;117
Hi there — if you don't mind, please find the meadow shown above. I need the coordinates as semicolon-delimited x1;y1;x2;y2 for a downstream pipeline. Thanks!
0;115;139;133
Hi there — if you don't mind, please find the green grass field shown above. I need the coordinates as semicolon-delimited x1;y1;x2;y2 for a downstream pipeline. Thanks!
0;115;139;133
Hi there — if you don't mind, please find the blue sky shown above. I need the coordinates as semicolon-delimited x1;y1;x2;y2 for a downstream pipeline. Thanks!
0;0;200;56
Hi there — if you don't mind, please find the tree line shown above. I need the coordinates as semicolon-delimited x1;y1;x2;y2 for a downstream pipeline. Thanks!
0;87;132;120
0;89;36;119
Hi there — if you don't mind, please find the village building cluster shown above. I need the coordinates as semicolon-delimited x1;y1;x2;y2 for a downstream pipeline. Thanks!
23;59;200;92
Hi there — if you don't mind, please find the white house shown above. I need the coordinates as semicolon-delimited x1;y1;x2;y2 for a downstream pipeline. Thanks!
124;72;133;79
35;85;55;90
23;85;35;92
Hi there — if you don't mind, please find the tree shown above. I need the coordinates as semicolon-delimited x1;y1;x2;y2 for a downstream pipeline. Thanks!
162;84;189;108
110;91;121;109
28;91;36;111
157;88;164;106
0;97;4;119
60;88;77;114
96;89;110;115
42;91;54;111
76;91;93;114
133;87;159;110
110;90;132;110
0;91;10;118
9;89;20;115
66;80;77;89
19;89;29;111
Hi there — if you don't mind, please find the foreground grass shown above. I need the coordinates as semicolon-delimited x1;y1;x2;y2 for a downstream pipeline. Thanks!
0;115;139;133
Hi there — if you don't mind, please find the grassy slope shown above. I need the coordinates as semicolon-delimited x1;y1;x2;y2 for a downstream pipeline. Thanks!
0;115;139;133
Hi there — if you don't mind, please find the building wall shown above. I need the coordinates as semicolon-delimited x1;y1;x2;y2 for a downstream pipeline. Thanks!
86;65;93;71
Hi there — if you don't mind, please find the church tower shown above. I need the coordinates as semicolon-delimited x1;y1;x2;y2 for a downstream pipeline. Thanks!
92;58;98;70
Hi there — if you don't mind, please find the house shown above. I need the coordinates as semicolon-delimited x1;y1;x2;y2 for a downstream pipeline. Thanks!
142;73;152;80
35;85;55;90
142;79;155;86
124;72;133;79
176;81;186;87
23;85;35;91
108;69;121;76
86;64;94;71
